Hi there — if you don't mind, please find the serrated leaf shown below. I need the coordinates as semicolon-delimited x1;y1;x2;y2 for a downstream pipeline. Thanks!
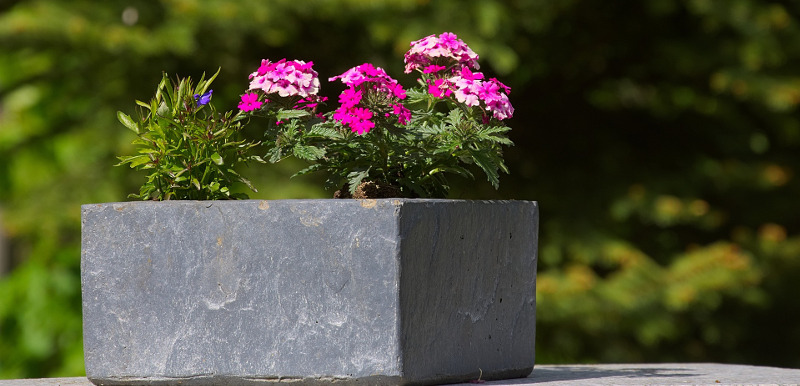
481;135;514;146
470;150;500;189
347;168;371;195
307;125;343;139
266;147;283;163
480;125;513;135
446;108;465;125
277;109;310;121
292;145;326;161
416;123;446;135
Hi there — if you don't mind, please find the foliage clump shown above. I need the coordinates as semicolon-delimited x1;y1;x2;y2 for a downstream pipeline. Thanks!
117;70;261;200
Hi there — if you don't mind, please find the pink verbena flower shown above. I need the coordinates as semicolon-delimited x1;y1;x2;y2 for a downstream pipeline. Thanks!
391;104;411;125
339;88;363;108
404;32;480;74
293;95;328;111
428;78;453;98
423;65;447;74
329;63;406;99
333;106;375;135
248;59;320;98
238;92;262;112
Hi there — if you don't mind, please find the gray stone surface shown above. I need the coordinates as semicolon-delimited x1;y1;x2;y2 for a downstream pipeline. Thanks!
81;199;538;385
3;364;799;385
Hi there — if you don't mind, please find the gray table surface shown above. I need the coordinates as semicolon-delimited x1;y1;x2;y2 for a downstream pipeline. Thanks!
1;363;798;385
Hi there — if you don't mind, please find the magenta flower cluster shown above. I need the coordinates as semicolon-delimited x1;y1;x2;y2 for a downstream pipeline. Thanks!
329;63;410;135
238;32;511;132
404;32;514;121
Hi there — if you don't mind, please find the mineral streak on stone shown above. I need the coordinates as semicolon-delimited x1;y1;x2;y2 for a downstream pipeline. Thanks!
81;199;539;385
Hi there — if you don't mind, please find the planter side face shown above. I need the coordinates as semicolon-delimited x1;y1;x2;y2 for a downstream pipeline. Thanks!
81;200;404;384
398;201;538;384
81;199;538;385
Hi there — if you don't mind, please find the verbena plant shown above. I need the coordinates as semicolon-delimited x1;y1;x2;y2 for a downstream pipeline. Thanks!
239;32;514;198
117;70;261;200
118;32;514;200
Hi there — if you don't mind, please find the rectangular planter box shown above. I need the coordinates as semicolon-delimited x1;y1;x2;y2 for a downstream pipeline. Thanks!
81;199;538;385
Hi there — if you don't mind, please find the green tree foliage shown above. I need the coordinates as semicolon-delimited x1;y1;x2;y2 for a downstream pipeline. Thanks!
1;0;800;378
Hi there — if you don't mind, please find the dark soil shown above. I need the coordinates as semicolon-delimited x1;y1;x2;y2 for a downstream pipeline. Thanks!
334;181;404;199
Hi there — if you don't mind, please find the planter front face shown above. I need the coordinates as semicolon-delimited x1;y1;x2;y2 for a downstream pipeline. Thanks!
81;199;538;385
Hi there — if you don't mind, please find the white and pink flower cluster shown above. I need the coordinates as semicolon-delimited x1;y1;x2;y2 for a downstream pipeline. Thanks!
449;67;514;121
405;32;514;121
404;32;480;74
329;63;410;135
239;59;321;112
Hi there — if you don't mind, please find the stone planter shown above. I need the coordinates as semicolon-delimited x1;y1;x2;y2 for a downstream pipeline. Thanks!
81;199;538;385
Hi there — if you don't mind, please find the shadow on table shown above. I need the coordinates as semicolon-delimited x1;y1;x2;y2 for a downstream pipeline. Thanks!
481;365;700;384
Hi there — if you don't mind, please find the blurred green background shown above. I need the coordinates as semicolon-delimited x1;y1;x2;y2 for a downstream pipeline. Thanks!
2;0;800;378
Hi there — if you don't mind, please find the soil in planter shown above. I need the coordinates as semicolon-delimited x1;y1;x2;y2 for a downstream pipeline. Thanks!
334;181;405;199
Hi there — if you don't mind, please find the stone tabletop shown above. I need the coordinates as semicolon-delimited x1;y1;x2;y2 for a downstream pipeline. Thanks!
1;363;798;385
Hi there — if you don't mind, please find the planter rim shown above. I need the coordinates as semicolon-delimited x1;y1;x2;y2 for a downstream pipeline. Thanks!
83;198;537;207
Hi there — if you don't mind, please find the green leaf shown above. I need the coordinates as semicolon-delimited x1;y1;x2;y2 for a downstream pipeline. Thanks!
292;145;326;161
155;74;167;102
157;101;170;117
291;163;322;178
416;123;446;135
307;125;343;139
197;68;220;96
227;168;257;192
210;152;224;165
347;168;371;195
429;166;474;179
276;109;310;121
266;147;283;163
470;150;500;189
476;125;514;145
135;100;151;110
117;154;151;168
117;111;139;133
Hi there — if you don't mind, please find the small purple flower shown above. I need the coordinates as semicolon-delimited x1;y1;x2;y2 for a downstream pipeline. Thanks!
194;90;213;106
